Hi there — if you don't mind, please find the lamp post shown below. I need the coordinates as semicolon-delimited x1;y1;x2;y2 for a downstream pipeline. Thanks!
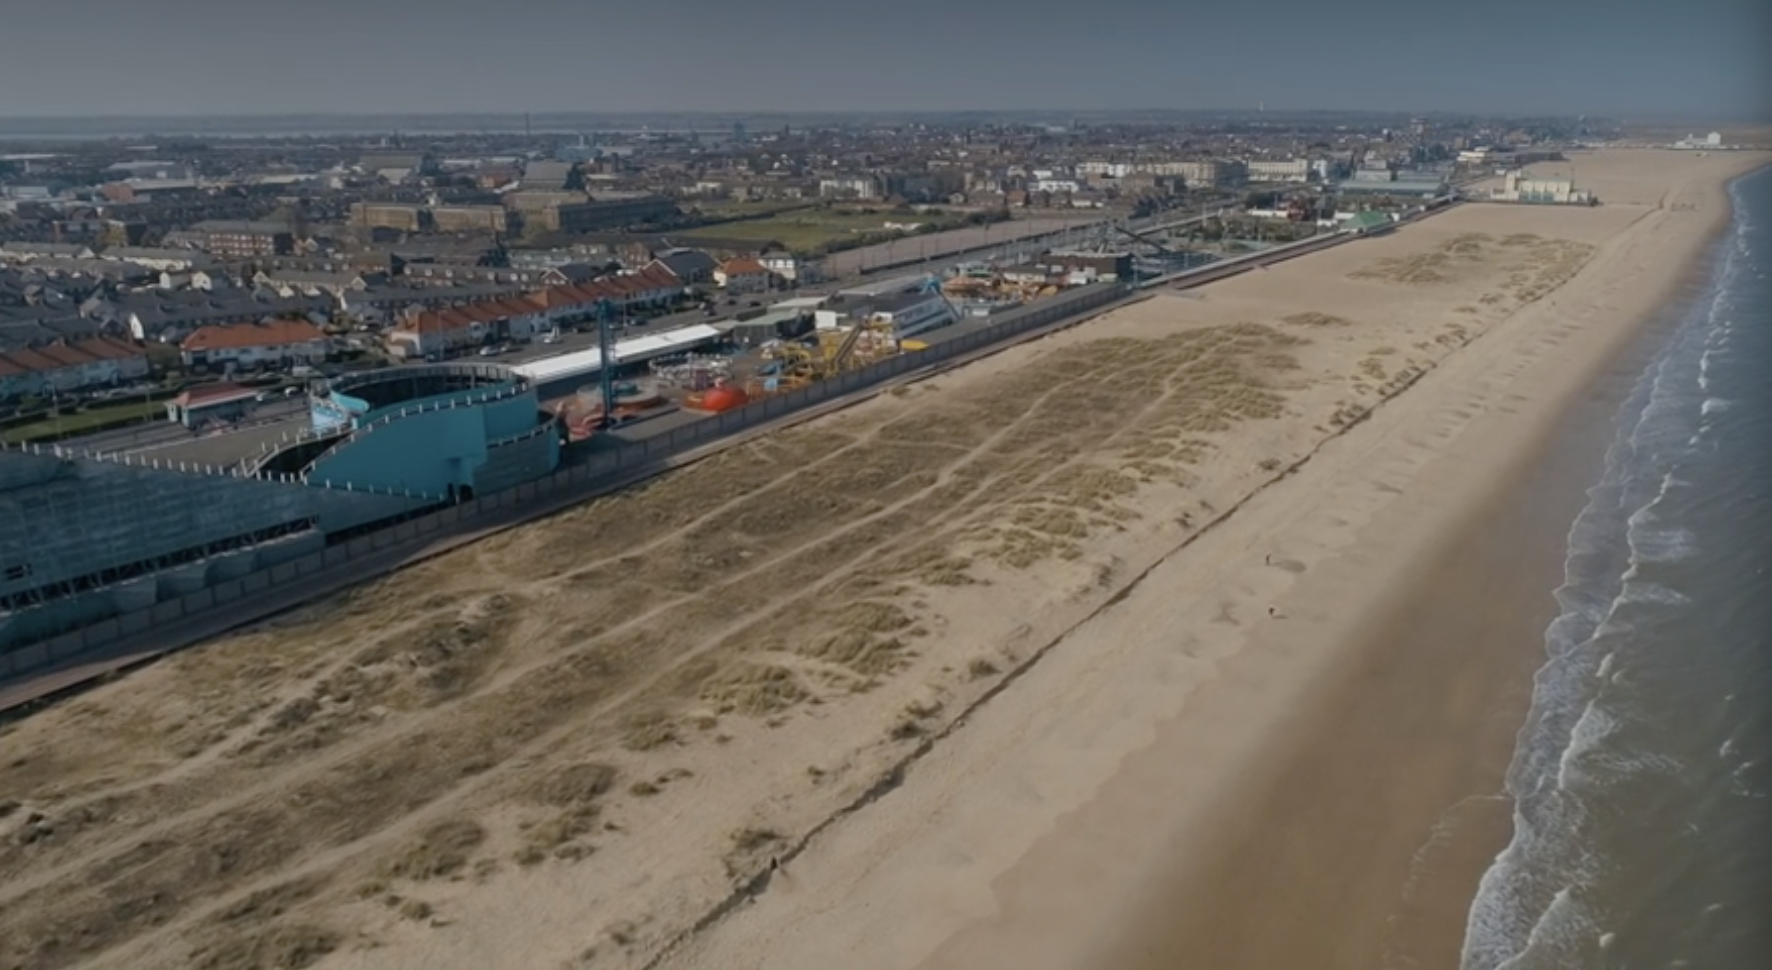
595;299;617;429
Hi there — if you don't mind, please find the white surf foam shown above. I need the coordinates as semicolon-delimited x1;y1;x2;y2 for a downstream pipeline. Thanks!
1460;175;1757;970
1557;701;1615;791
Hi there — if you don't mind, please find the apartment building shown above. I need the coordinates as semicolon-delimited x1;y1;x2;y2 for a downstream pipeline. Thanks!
165;220;295;258
818;176;882;200
1244;158;1313;183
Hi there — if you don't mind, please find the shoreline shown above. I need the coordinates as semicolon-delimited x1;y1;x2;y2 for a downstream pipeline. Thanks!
1095;222;1737;970
653;151;1768;970
2;152;1764;970
939;159;1768;970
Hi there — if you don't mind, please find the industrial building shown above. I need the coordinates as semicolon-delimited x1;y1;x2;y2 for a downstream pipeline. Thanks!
524;194;679;233
349;203;425;233
350;203;518;234
431;205;517;234
1334;170;1449;199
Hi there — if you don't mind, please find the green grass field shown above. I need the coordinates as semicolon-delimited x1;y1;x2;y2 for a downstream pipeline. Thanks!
678;209;968;254
2;398;165;444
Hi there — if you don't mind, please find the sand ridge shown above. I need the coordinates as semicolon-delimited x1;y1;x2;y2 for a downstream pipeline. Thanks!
0;149;1761;970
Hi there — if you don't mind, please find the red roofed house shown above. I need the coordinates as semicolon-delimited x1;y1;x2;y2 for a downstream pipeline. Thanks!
556;264;684;317
383;266;688;359
164;382;260;428
179;319;329;370
714;257;775;294
0;337;150;399
385;307;489;361
384;295;551;361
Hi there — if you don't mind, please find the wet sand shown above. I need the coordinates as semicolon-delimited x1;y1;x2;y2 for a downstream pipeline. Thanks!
1102;301;1685;970
661;151;1768;970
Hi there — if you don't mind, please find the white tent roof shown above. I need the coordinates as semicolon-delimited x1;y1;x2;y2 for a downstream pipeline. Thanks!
512;323;722;384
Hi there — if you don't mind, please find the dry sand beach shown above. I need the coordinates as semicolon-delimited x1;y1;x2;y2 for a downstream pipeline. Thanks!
0;149;1761;970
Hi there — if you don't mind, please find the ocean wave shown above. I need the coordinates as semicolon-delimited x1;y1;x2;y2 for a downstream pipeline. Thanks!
1462;168;1765;970
1556;701;1616;791
1625;524;1697;563
1617;579;1691;608
1490;884;1599;970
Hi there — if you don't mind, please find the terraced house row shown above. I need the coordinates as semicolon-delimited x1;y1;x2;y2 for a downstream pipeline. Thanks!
0;336;149;399
384;261;688;359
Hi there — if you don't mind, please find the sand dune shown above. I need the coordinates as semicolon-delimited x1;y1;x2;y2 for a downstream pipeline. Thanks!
0;150;1762;970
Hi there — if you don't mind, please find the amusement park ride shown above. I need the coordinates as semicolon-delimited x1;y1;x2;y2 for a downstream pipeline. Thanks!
594;298;618;429
564;274;976;435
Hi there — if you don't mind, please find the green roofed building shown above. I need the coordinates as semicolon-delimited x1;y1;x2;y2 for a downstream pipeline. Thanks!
1341;211;1396;234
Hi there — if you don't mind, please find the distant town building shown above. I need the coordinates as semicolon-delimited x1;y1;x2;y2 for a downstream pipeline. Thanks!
1336;168;1448;199
0;241;95;262
1142;159;1245;188
1673;132;1725;150
99;247;214;272
430;206;517;234
1077;161;1134;178
251;270;374;301
1244;158;1312;183
349;203;425;233
1488;170;1596;205
520;161;575;192
357;151;436;181
164;220;294;259
818;176;882;201
517;194;677;233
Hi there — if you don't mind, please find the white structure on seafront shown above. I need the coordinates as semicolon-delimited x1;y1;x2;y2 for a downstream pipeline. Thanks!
1489;169;1596;205
1674;132;1725;150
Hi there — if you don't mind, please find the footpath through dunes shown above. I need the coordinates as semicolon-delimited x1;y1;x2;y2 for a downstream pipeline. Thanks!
0;151;1705;970
653;151;1769;970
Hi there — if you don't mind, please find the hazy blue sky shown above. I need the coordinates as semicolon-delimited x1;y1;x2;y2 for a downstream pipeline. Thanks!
1;0;1767;119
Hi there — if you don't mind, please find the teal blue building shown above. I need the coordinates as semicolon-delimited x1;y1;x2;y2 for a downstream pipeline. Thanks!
293;363;561;501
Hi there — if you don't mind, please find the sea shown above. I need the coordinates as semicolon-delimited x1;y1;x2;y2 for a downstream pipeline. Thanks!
1461;164;1772;970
